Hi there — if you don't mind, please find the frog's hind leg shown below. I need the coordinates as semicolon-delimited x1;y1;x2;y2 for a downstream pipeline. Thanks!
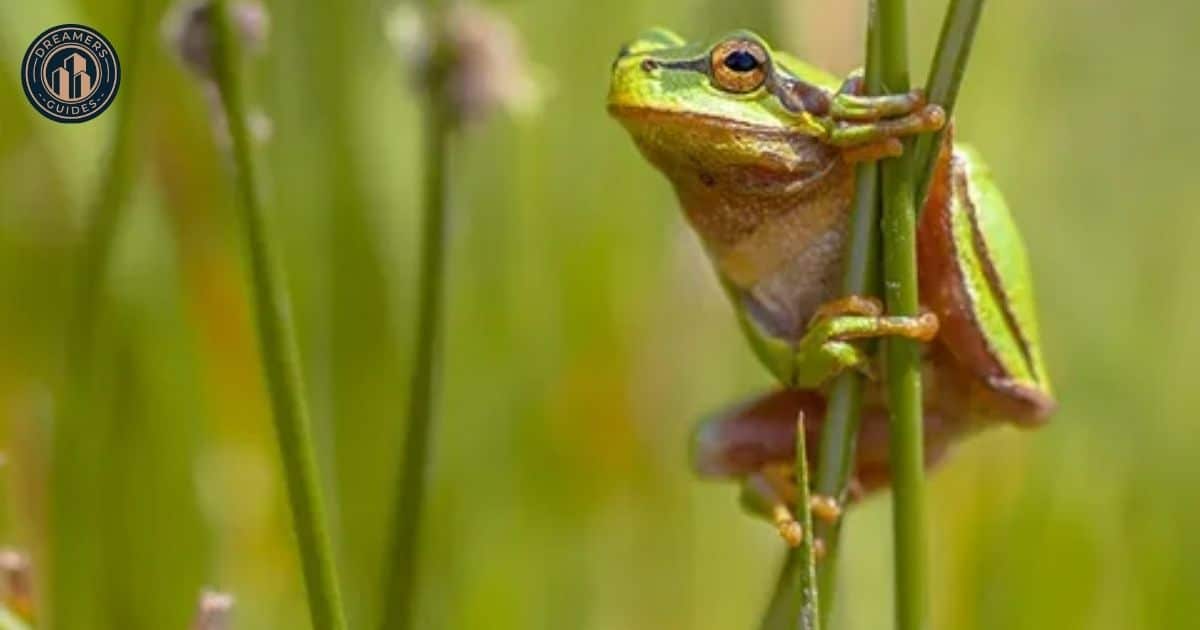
917;137;1056;426
692;390;842;548
691;388;960;533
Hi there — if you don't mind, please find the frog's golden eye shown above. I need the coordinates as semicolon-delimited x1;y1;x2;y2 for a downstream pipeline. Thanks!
710;39;768;94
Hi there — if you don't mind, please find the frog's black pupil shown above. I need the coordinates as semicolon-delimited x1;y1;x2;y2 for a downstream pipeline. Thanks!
724;50;759;72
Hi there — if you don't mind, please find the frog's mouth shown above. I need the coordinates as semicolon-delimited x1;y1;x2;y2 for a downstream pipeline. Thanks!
607;104;791;139
609;105;829;179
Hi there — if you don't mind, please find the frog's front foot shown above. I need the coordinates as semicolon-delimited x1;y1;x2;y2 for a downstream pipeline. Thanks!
819;75;945;157
830;76;927;121
825;104;945;152
791;295;939;387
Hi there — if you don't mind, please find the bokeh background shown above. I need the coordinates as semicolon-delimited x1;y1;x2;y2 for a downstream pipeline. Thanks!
2;0;1199;628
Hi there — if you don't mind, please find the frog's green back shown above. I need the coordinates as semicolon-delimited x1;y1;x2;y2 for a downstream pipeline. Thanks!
954;145;1051;393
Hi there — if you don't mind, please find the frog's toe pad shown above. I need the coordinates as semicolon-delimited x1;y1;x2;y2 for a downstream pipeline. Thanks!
776;519;805;548
809;495;842;524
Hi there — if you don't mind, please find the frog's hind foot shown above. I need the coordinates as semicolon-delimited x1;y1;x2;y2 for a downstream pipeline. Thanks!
744;469;805;546
809;494;843;524
744;466;840;549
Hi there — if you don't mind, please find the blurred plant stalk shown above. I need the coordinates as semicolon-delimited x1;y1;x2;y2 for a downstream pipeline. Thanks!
381;4;539;627
207;1;348;628
52;1;146;627
381;4;451;630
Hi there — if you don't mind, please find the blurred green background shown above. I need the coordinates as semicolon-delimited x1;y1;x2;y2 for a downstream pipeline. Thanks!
2;0;1199;628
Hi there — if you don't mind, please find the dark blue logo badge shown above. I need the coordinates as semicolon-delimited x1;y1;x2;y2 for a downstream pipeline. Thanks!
21;24;121;124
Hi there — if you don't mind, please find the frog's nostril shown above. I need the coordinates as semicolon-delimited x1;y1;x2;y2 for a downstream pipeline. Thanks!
640;59;659;72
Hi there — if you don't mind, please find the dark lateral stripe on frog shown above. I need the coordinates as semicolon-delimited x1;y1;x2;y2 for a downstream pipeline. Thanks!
958;166;1043;387
649;56;709;74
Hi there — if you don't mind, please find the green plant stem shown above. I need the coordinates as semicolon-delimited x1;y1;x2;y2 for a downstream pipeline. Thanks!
768;1;985;626
875;1;930;629
209;3;347;629
381;19;453;630
812;12;885;625
791;410;820;630
760;551;799;630
762;12;885;630
912;0;987;208
52;1;146;626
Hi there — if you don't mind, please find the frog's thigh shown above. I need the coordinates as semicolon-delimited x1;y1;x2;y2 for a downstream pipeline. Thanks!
691;389;822;479
916;146;1054;425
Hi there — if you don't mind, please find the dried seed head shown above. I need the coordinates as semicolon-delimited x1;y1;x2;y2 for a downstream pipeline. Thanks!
387;3;543;124
164;0;270;79
0;549;34;622
164;2;274;147
201;82;274;147
193;589;234;630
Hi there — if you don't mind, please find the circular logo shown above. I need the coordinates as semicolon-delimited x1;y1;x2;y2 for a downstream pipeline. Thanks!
21;24;121;123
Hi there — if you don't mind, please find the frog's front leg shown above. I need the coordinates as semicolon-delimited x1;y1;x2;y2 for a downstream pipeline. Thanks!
731;291;938;388
792;296;939;387
829;72;925;121
812;73;946;151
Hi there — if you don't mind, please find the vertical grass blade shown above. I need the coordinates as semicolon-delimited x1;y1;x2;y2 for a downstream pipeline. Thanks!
812;11;884;624
763;9;885;629
912;0;987;208
792;411;821;630
208;2;348;628
875;1;931;629
52;1;147;626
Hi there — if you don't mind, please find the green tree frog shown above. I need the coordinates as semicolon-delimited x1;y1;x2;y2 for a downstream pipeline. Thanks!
608;29;1056;547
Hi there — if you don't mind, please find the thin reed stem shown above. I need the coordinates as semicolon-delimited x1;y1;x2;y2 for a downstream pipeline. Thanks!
209;2;347;628
792;410;821;630
812;11;885;625
875;1;931;629
762;9;886;630
52;2;146;626
912;0;986;208
381;8;453;630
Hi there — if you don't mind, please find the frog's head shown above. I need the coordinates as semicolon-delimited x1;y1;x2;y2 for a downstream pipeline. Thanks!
608;29;833;183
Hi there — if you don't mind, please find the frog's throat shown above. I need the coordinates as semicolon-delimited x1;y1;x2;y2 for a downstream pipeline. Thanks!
696;159;853;336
